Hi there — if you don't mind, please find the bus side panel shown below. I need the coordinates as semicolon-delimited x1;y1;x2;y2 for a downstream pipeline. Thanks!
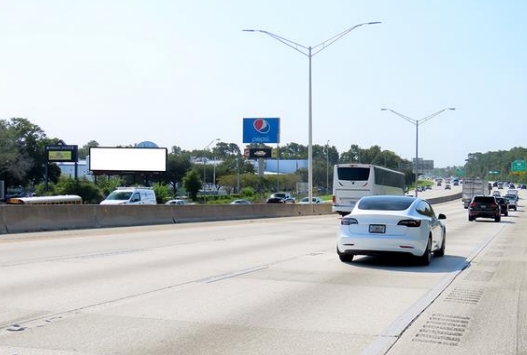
332;164;405;215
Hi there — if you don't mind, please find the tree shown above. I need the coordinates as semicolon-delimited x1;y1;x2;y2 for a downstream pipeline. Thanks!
0;118;62;187
183;169;202;201
78;140;99;160
0;121;27;184
152;183;170;204
340;144;363;163
280;143;307;159
212;142;241;159
162;153;192;195
34;176;104;203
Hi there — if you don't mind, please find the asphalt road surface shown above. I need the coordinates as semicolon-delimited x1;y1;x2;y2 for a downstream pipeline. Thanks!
0;189;525;355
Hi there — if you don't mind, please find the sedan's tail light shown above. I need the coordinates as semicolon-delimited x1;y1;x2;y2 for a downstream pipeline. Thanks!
397;219;421;227
341;218;358;225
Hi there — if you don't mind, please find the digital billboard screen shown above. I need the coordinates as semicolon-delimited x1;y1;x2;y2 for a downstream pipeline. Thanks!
45;144;78;162
89;147;167;173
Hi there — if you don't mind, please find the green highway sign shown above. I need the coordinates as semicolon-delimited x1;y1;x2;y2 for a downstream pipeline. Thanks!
511;160;526;174
488;170;500;175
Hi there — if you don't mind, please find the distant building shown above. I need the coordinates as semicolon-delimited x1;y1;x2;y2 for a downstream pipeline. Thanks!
250;159;308;174
56;160;93;181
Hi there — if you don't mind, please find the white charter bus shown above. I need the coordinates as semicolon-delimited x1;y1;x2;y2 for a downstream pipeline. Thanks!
332;164;406;216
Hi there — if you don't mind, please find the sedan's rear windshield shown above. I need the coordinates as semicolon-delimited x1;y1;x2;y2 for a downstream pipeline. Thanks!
358;196;414;211
472;196;495;203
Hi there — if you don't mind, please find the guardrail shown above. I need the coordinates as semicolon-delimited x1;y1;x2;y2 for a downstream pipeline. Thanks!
0;192;462;235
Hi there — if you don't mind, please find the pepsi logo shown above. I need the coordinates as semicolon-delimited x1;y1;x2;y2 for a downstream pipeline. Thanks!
253;119;270;134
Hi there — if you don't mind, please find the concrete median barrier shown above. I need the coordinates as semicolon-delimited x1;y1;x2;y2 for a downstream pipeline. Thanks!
0;193;460;235
0;203;333;234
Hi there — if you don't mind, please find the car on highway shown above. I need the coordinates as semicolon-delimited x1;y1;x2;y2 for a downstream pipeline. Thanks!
444;184;451;190
299;196;324;204
101;187;157;205
492;191;501;198
468;195;501;222
336;195;447;265
230;199;251;205
495;197;509;216
507;189;519;198
503;194;518;211
266;192;295;204
165;199;187;205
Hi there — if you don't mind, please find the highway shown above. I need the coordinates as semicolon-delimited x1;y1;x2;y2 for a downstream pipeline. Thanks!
0;187;525;355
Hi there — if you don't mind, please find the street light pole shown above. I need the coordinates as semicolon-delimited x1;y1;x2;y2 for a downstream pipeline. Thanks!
202;138;220;191
244;22;381;204
381;108;455;196
326;140;330;194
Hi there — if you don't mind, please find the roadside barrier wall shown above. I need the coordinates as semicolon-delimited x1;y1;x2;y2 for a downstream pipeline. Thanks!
0;192;462;235
0;203;331;234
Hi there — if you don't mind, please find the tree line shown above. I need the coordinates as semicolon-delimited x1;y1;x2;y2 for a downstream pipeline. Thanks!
4;117;524;202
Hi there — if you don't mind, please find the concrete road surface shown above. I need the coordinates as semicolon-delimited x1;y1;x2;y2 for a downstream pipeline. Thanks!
0;190;525;355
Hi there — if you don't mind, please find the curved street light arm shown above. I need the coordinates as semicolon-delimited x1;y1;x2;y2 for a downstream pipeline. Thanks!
381;108;416;125
243;29;310;56
382;107;455;125
244;22;381;58
204;138;220;151
311;22;381;57
420;108;456;124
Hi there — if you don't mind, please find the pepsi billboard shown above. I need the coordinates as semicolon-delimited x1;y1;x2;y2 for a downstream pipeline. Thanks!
243;117;280;144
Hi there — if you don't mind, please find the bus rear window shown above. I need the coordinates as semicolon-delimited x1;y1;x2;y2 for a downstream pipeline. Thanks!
337;167;370;181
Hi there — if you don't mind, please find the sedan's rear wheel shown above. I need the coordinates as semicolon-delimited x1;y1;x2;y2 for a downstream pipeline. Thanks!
468;216;474;221
495;215;501;222
434;233;446;257
417;237;432;266
337;246;354;263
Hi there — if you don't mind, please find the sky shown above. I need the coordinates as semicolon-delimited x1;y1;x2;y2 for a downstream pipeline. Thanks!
1;0;526;168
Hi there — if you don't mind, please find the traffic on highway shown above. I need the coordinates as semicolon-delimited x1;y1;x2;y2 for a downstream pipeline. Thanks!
0;186;525;355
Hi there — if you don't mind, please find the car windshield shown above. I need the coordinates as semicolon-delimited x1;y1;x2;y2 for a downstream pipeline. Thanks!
357;196;414;211
106;191;132;201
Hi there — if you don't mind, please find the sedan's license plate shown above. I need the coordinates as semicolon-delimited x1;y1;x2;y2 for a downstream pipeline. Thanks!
369;224;386;233
481;205;487;208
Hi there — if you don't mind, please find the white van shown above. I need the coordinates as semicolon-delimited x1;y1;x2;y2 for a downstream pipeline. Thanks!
100;187;157;205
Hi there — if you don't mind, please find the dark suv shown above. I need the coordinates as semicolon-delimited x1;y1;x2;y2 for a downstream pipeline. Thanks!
266;193;296;204
468;195;501;222
495;197;509;216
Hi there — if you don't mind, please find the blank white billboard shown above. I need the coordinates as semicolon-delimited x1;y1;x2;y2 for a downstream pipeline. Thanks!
89;147;167;173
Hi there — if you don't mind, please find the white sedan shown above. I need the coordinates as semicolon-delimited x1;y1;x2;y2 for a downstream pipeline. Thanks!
337;195;446;265
299;197;324;204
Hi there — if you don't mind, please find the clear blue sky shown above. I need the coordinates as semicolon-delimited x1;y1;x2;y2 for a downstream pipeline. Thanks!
1;1;526;167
